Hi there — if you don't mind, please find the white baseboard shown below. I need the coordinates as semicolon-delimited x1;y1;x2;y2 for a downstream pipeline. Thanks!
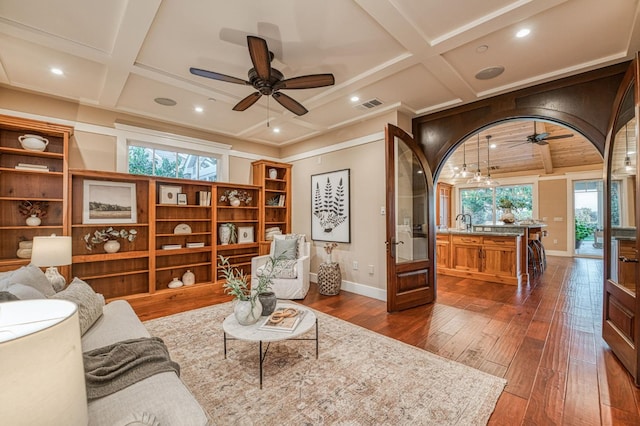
310;273;386;301
545;250;572;257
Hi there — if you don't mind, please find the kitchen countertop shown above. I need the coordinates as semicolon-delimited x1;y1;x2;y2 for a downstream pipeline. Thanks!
437;229;524;237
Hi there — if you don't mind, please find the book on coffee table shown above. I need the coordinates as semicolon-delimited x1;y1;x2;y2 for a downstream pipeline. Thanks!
259;307;306;333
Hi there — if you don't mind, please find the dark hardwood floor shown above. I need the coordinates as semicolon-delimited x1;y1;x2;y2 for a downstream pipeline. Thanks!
144;255;640;424
297;256;640;425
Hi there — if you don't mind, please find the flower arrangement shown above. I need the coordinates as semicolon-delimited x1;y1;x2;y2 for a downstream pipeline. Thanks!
219;189;252;205
18;200;48;218
84;227;137;251
324;242;338;263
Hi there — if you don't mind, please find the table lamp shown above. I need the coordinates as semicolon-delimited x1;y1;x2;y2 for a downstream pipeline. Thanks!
0;299;88;425
31;234;72;292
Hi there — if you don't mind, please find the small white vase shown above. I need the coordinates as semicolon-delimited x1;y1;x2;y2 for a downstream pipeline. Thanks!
268;168;278;179
234;299;263;325
25;215;41;226
104;240;121;253
229;197;241;207
219;225;231;245
168;277;183;289
182;270;195;286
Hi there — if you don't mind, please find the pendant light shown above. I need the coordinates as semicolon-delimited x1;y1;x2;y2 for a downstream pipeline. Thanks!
467;133;485;184
480;135;499;187
457;139;470;178
613;123;635;176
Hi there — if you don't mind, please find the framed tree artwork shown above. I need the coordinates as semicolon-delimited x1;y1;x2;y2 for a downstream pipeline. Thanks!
311;169;350;242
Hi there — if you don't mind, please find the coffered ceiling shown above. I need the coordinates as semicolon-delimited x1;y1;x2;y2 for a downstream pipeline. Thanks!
1;0;639;148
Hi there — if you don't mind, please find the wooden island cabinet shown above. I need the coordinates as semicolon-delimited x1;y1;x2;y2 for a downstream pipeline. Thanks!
437;231;522;285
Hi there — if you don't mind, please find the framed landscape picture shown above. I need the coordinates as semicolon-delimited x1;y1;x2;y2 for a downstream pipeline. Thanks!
311;169;350;243
83;180;137;224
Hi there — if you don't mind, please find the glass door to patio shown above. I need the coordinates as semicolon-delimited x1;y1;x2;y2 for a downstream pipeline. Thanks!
574;179;603;257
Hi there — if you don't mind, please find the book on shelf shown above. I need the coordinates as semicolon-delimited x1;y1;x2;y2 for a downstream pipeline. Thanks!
186;242;205;248
197;191;212;206
15;164;49;172
161;244;182;250
278;194;285;207
258;307;306;333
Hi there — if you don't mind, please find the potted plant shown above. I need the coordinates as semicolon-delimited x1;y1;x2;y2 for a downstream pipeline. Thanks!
497;197;516;224
575;217;596;249
253;254;286;316
219;255;262;325
18;200;48;226
218;223;237;245
84;227;138;253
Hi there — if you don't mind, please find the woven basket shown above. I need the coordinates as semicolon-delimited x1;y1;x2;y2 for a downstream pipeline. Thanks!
317;262;341;296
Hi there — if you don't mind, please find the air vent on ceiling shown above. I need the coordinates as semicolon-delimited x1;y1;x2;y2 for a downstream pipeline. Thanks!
354;98;383;110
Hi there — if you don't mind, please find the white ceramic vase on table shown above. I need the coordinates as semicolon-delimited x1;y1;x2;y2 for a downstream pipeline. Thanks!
103;240;121;253
233;299;263;325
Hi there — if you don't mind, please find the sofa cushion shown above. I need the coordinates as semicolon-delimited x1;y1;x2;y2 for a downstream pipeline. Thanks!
274;233;306;258
273;238;297;260
0;264;55;296
257;259;298;279
87;372;209;426
7;283;46;300
52;278;104;335
82;300;151;352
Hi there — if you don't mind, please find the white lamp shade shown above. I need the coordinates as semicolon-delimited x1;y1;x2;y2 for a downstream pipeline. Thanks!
31;235;72;267
0;299;88;425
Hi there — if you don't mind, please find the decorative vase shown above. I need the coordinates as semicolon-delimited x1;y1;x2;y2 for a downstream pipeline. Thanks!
258;291;277;316
234;299;263;325
268;168;278;179
182;269;195;286
229;197;241;207
25;215;41;226
168;277;183;289
219;225;231;245
103;240;121;253
501;208;516;224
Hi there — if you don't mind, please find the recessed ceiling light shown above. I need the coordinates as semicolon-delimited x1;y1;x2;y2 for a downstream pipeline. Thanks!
273;128;280;133
350;96;360;102
516;28;531;38
154;97;177;106
475;66;505;80
476;45;489;53
50;68;63;76
194;106;203;113
490;143;497;149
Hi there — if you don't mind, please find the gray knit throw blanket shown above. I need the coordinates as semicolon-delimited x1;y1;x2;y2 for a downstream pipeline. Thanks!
83;337;180;400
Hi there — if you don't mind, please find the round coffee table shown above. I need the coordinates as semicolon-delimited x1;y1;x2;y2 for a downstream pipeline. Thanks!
222;302;318;388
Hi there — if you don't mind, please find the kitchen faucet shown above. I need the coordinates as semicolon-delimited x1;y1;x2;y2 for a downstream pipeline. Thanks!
455;213;472;231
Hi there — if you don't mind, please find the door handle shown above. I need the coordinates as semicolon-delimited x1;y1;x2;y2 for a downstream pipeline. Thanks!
386;240;404;258
619;256;639;263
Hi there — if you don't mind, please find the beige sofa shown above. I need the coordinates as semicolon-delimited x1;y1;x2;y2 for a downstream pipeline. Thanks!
0;264;210;426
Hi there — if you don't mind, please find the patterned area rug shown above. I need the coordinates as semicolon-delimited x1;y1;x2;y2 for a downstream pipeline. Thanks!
144;302;506;425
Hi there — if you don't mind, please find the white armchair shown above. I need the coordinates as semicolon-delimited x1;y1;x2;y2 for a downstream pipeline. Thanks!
251;235;310;299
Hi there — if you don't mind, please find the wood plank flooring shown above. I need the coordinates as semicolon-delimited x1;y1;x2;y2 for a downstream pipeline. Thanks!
142;255;640;424
297;256;640;425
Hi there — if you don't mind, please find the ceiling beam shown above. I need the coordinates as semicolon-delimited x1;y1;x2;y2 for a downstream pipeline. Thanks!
538;144;554;174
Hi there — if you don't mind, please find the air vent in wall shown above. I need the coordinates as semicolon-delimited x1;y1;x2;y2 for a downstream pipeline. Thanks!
354;98;383;110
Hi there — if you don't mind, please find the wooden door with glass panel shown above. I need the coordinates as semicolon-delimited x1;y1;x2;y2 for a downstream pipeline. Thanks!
604;54;640;385
385;124;435;312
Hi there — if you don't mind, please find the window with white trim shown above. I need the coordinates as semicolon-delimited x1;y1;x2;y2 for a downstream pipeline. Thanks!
128;144;219;181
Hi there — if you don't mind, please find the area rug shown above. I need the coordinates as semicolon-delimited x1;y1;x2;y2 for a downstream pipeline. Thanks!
144;302;506;425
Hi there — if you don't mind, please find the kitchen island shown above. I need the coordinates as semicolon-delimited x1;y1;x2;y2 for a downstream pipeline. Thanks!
437;224;546;285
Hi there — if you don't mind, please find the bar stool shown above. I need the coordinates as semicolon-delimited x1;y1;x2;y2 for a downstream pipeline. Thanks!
528;233;546;273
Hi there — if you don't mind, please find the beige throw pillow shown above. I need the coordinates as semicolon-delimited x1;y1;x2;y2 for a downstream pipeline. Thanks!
52;278;105;335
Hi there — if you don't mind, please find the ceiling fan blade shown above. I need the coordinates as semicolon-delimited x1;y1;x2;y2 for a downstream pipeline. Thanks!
534;140;549;146
534;132;549;141
190;67;249;85
274;74;335;90
232;92;261;111
272;92;308;116
543;134;574;140
247;36;271;81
